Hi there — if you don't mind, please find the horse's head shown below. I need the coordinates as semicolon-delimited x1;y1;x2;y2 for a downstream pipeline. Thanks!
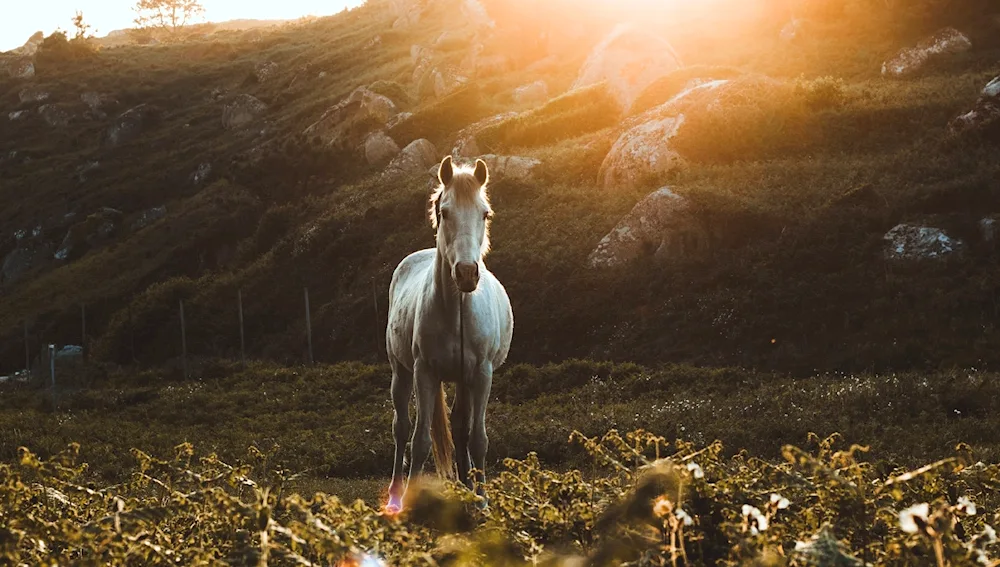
430;155;492;293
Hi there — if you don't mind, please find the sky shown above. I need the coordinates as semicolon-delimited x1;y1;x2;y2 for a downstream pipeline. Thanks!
1;0;364;51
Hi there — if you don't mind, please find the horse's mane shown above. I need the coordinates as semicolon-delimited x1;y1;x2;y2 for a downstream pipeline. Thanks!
429;166;492;255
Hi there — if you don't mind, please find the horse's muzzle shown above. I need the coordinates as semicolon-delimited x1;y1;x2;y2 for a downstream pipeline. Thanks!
455;262;480;293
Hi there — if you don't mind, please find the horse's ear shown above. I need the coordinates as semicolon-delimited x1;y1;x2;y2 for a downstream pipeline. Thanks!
474;158;489;186
438;155;454;186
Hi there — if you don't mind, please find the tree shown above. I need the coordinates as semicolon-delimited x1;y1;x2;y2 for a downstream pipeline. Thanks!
71;11;95;40
133;0;205;31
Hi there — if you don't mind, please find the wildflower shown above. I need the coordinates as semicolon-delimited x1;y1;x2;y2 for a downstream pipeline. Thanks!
956;496;977;516
686;462;704;479
794;541;808;552
675;508;694;527
770;493;790;510
979;524;997;545
899;503;929;534
742;504;768;534
653;496;673;518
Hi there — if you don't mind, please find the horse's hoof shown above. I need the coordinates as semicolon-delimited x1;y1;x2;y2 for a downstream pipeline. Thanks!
384;494;404;516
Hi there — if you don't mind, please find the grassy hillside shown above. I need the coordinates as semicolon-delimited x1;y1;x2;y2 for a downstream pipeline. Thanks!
1;0;1000;377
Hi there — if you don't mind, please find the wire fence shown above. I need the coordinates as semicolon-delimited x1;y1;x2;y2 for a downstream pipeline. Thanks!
0;281;390;389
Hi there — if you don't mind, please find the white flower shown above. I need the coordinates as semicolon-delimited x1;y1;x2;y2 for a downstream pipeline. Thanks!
358;554;387;567
686;462;704;479
957;496;977;516
899;503;930;534
742;504;768;534
980;524;997;544
794;540;809;552
675;508;694;527
770;493;790;510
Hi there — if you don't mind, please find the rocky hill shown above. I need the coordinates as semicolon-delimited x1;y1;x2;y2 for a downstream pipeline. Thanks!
1;0;999;376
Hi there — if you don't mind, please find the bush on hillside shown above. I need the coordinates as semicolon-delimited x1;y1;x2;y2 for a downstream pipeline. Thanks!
34;32;98;67
388;85;484;148
368;80;412;109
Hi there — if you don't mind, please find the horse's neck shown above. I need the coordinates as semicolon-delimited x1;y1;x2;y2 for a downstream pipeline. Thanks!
430;245;461;318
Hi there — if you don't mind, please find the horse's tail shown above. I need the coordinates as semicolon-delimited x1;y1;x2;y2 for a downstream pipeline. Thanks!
431;383;455;479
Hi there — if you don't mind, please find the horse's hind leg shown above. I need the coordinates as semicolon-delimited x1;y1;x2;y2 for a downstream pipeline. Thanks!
451;383;473;490
387;357;412;512
470;363;494;507
407;359;437;486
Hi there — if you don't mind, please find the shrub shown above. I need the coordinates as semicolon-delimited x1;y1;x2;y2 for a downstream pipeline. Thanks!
388;85;484;148
368;79;412;109
34;31;98;66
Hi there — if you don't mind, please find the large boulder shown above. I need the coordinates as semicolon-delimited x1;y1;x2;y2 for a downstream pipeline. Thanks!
432;67;469;99
452;112;518;157
949;75;1000;135
38;104;72;127
571;24;683;112
8;110;29;121
254;61;279;83
2;56;35;78
588;187;709;269
107;104;157;146
513;80;549;106
598;79;730;189
364;131;401;167
18;87;49;104
304;87;398;152
383;139;439;181
883;223;962;261
54;208;124;261
460;43;510;79
882;27;971;77
223;94;267;130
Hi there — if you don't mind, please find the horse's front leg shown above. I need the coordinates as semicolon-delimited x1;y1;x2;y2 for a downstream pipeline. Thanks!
452;383;473;491
470;362;494;508
407;359;438;486
387;357;412;513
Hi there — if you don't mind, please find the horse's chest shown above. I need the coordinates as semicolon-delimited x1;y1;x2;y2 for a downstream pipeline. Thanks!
421;336;469;383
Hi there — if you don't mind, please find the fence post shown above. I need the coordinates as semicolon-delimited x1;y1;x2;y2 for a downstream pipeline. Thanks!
48;344;55;390
304;287;314;365
180;299;188;379
81;304;87;360
23;320;30;373
238;288;246;368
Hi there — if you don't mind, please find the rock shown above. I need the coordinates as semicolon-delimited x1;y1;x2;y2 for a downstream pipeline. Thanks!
390;0;422;28
461;0;494;28
18;87;49;104
14;32;45;56
514;81;549;106
386;111;412;130
190;162;212;185
223;94;267;129
480;155;540;182
254;61;279;83
588;187;708;269
75;160;100;182
598;79;730;189
364;131;401;167
949;75;1000;135
8;110;29;121
572;23;683;112
107;104;157;146
433;67;469;99
4;57;35;78
80;91;116;111
383;139;439;181
780;19;802;42
980;217;996;245
883;223;962;261
131;206;167;231
38;104;71;127
882;27;971;77
452;112;518;157
54;207;123;261
304;88;397;152
459;43;510;79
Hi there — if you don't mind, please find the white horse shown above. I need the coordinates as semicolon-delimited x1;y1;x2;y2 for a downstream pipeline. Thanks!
384;155;513;512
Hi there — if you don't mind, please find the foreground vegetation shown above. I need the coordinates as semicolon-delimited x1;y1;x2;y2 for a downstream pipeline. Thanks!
3;426;998;565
